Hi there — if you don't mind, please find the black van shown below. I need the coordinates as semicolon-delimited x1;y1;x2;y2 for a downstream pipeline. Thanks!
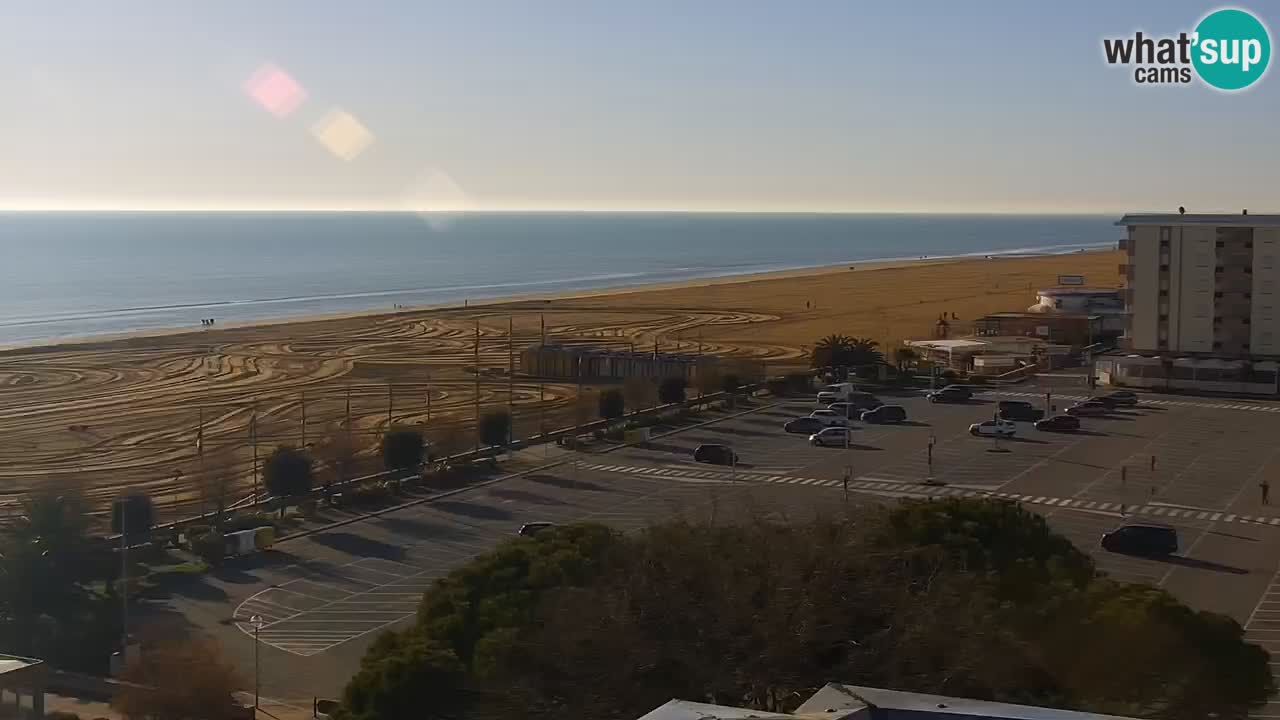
997;400;1044;422
1101;524;1178;556
693;444;737;466
861;405;907;424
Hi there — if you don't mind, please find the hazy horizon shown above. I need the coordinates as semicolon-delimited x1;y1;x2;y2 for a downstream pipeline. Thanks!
4;1;1278;214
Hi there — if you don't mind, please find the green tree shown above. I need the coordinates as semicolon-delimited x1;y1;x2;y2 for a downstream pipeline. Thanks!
657;376;687;405
479;410;512;448
110;493;155;539
339;632;467;720
264;445;314;517
810;334;854;368
113;636;243;720
382;426;426;474
847;337;884;366
598;389;625;422
622;377;655;417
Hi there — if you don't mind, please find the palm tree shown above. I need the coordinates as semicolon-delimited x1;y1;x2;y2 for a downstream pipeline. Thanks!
810;334;855;368
847;337;884;366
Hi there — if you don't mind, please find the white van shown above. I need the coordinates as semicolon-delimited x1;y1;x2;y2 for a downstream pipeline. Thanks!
816;382;857;404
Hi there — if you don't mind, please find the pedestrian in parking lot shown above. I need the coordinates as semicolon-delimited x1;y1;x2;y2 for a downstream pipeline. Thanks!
1262;479;1271;506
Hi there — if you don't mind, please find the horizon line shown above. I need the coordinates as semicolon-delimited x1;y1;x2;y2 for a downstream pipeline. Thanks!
0;207;1135;216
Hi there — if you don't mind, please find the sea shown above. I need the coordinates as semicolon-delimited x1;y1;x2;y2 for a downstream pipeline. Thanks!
0;212;1118;347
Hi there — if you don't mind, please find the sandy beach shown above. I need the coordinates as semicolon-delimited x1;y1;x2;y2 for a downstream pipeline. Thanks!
0;249;1121;518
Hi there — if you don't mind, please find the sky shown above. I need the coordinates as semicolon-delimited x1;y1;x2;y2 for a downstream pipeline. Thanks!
1;0;1277;214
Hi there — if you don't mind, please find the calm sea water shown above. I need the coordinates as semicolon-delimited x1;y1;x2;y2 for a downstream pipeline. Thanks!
0;212;1117;347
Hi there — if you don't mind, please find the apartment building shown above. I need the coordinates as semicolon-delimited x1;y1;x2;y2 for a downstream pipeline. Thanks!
1100;213;1280;393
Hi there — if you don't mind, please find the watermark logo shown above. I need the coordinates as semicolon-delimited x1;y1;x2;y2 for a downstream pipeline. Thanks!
1102;7;1271;91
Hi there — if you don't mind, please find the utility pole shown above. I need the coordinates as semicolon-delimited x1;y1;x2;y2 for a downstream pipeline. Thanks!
300;390;307;446
197;406;205;517
508;316;515;445
345;387;352;440
250;403;259;503
540;312;546;346
387;384;394;428
475;319;481;450
426;374;432;422
120;506;128;658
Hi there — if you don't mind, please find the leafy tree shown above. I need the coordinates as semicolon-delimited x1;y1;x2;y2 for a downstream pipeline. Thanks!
657;376;687;405
317;433;361;501
110;493;155;538
341;499;1274;720
720;373;742;395
622;377;654;416
339;633;467;720
479;410;512;448
263;445;313;517
382;426;426;473
112;635;244;720
695;366;722;399
598;389;625;422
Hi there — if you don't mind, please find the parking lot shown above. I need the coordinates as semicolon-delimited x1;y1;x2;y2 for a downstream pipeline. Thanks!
159;385;1280;713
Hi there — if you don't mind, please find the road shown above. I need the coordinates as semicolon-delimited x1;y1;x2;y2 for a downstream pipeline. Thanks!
145;382;1280;717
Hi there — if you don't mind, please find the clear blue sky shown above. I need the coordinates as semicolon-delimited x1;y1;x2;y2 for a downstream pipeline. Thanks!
1;1;1276;213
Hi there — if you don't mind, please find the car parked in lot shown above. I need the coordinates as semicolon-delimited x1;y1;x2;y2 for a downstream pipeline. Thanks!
968;419;1016;437
997;400;1044;422
809;427;855;447
816;382;858;404
927;388;969;403
861;404;907;424
809;409;854;427
1088;392;1138;408
518;522;556;537
1066;401;1110;417
1034;414;1081;432
1101;523;1178;556
1096;390;1139;406
941;384;976;397
828;393;883;415
693;443;737;465
783;417;827;434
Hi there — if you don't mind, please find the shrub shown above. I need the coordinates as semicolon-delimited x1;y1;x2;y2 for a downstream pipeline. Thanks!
479;410;512;448
765;377;789;396
598;389;625;421
191;532;225;567
383;426;426;472
658;377;687;405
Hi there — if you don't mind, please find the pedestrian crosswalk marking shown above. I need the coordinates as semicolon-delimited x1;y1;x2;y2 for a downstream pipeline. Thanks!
579;462;1279;529
992;390;1280;413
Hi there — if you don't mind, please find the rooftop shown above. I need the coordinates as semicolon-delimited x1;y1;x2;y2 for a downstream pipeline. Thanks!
1118;213;1280;227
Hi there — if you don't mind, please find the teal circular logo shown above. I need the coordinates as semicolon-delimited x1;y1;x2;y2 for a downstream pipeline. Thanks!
1192;8;1271;90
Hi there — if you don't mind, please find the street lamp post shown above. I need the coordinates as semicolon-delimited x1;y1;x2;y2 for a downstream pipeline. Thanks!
251;615;264;709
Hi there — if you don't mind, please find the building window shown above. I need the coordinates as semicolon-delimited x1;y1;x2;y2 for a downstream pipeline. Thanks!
1214;316;1223;324
1244;343;1252;351
1161;264;1170;272
1213;341;1223;349
1246;266;1253;274
1246;292;1253;299
1247;241;1254;249
1160;227;1172;243
1159;314;1168;322
1216;241;1225;248
1215;266;1225;273
1159;290;1169;297
1214;291;1224;298
1244;317;1252;324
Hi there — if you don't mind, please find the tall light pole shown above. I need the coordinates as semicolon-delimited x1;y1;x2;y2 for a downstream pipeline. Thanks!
251;615;264;709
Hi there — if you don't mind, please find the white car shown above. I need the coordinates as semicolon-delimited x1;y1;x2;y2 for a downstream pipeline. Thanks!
969;419;1017;437
809;409;853;427
809;427;855;447
816;382;857;404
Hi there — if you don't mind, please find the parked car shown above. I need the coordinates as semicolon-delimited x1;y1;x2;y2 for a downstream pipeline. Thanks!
693;443;737;465
1089;392;1138;408
784;417;826;434
997;400;1044;422
816;382;858;404
927;388;969;403
1101;523;1178;556
1034;414;1081;432
809;427;854;447
1066;401;1110;417
940;384;976;398
1097;390;1139;406
809;409;854;427
861;404;907;424
828;392;882;413
969;419;1016;437
518;522;556;537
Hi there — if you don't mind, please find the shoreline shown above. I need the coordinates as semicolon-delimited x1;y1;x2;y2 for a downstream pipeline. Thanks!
0;244;1113;355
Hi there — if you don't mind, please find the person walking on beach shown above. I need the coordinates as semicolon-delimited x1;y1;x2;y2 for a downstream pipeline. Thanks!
1262;478;1271;505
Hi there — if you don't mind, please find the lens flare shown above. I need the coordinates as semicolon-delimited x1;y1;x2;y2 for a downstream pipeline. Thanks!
311;108;374;161
242;63;307;118
400;169;472;230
